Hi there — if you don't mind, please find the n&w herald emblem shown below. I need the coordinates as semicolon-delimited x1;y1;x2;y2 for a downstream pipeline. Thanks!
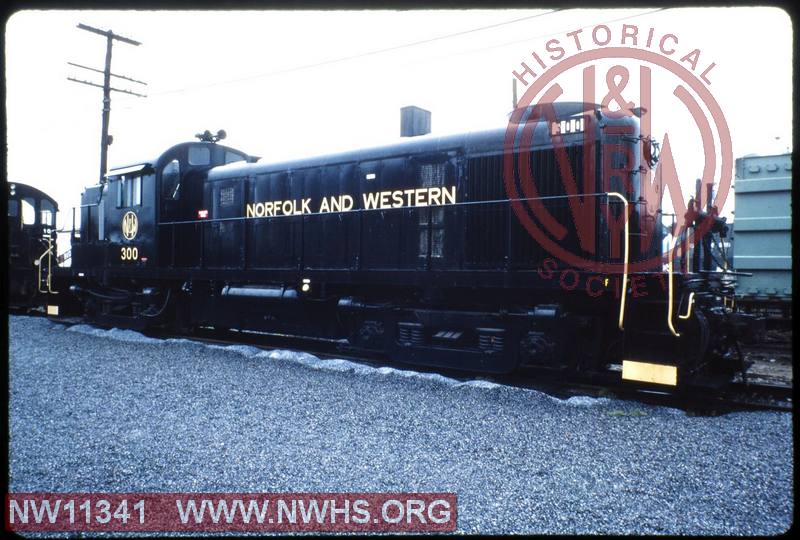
122;211;138;240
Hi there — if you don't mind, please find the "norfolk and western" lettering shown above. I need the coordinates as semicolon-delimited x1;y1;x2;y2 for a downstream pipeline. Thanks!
245;186;456;218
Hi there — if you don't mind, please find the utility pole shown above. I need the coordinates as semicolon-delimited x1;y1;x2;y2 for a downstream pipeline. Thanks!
68;24;146;183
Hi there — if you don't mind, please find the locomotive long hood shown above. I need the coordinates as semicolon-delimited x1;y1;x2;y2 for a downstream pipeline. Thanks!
207;101;634;182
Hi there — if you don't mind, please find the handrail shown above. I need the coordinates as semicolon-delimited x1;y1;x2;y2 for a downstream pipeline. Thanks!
605;192;629;330
35;238;58;294
667;235;680;337
157;192;634;226
723;295;736;310
678;292;695;320
686;231;692;274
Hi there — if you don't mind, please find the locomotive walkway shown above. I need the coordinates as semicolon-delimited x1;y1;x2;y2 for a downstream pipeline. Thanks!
8;315;793;534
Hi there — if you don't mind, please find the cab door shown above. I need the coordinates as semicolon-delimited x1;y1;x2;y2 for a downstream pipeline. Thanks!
159;159;206;267
158;159;181;267
203;178;245;269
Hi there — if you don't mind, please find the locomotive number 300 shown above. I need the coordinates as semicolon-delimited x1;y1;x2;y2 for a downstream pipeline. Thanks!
120;246;139;261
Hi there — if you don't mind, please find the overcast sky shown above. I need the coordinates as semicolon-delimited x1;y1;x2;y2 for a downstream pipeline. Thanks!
5;7;793;232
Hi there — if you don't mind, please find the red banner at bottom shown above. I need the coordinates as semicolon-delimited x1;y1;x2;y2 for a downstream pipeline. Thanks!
6;492;457;532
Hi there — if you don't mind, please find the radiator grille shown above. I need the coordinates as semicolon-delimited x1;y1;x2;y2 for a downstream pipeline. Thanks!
465;144;600;269
464;154;507;267
419;163;446;259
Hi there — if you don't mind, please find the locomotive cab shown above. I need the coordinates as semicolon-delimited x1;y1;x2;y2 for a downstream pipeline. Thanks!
72;139;255;271
154;140;255;267
157;141;252;223
71;163;156;270
7;182;59;306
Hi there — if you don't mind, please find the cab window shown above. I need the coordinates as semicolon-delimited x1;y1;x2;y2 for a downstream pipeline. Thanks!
162;160;181;200
225;151;245;164
132;176;142;206
8;199;19;217
188;146;211;166
117;175;142;208
41;200;56;227
21;197;36;225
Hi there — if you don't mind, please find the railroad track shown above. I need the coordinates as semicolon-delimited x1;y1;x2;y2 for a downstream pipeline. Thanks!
743;343;793;357
726;382;793;412
44;316;794;414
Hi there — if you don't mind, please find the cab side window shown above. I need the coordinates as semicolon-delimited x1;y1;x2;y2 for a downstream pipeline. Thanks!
162;160;181;200
21;197;36;225
41;200;56;227
225;151;245;164
116;175;142;208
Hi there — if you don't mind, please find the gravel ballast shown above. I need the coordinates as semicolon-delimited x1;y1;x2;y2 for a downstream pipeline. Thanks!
8;315;794;534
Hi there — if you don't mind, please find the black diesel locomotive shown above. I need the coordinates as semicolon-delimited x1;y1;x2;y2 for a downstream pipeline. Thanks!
7;182;60;310
57;105;747;388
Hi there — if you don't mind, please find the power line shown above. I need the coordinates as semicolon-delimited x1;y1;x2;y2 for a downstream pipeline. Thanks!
68;62;148;86
67;77;147;97
382;8;667;83
461;8;666;55
143;9;563;98
115;8;665;106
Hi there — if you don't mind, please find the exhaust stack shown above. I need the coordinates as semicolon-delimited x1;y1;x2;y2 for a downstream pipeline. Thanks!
400;106;431;137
